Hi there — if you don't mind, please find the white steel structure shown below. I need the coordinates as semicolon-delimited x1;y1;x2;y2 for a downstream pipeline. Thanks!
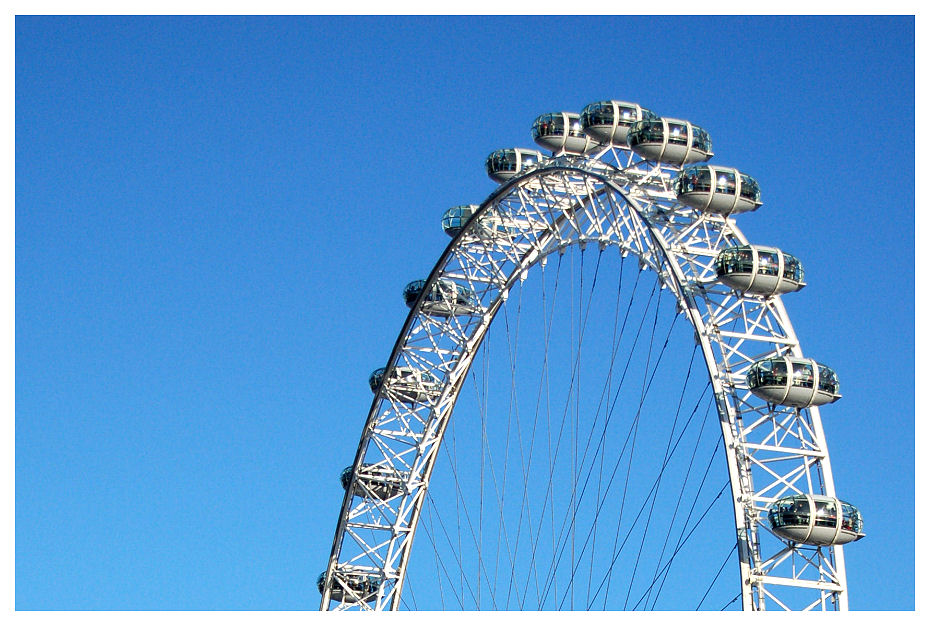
320;101;862;611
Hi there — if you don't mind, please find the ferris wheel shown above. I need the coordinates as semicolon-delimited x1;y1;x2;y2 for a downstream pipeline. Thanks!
319;101;865;611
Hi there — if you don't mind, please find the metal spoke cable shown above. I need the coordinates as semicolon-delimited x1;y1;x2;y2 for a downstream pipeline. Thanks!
523;268;657;608
544;281;676;607
647;431;726;608
552;309;685;609
696;542;738;610
622;342;702;609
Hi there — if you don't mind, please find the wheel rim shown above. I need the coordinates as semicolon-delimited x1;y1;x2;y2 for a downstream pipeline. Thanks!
322;133;851;611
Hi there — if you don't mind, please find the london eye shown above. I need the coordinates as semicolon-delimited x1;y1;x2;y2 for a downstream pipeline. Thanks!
319;100;864;611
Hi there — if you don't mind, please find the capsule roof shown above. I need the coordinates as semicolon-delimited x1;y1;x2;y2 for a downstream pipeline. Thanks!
580;100;658;146
627;118;713;165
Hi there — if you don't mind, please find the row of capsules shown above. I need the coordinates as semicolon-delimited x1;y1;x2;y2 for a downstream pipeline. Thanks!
323;101;863;605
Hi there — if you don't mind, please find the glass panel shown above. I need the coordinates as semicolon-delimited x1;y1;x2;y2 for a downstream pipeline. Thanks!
567;114;584;137
792;361;815;388
784;255;804;282
751;358;789;388
667;122;688;145
617;104;636;124
757;250;779;276
739;173;761;201
691;126;712;152
535;114;565;138
519;150;539;168
630;120;665;145
780;497;810;526
490;150;517;172
716;170;737;195
815;500;838;527
581;102;613;127
818;365;839;393
841;503;863;532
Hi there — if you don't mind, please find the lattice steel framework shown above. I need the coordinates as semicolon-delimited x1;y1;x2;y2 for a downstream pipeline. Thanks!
320;139;849;611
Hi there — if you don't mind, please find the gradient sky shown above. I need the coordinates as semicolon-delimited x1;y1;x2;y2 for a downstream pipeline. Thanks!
14;14;915;611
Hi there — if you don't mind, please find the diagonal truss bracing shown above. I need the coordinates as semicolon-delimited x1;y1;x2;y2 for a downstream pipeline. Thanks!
321;147;849;612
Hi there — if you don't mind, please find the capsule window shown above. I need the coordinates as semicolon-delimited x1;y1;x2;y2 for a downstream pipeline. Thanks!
792;362;815;389
784;255;804;283
584;103;613;126
815;500;838;527
533;114;565;139
818;367;839;393
691;126;712;152
617;105;637;122
693;168;714;192
716;170;737;195
739;174;761;201
667;122;688;145
757;250;779;276
568;119;584;137
841;503;863;533
777;497;810;526
630;120;665;145
755;358;788;387
496;152;516;172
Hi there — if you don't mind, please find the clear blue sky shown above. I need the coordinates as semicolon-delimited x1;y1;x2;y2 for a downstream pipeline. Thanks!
14;14;915;611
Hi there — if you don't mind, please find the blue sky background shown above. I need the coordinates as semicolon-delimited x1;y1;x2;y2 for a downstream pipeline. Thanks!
14;14;915;611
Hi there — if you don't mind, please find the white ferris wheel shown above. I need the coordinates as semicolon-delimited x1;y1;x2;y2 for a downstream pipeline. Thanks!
319;101;865;612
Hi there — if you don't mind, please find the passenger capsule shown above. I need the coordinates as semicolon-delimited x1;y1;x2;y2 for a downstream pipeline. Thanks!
441;205;520;239
369;365;441;403
715;245;806;296
746;357;841;407
674;165;762;215
768;495;865;546
340;464;406;500
318;570;381;603
532;112;598;154
441;205;480;237
627;118;713;165
485;148;545;183
403;278;480;317
580;100;658;146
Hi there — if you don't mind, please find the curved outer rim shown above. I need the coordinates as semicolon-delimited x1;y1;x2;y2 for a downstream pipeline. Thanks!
321;152;849;611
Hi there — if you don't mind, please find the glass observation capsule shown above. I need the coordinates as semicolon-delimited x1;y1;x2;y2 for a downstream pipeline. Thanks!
318;570;381;603
485;148;544;183
627;118;713;165
441;204;519;239
768;495;865;546
403;278;480;317
715;245;806;296
441;204;480;237
369;365;441;403
674;165;762;216
532;111;598;154
580;100;658;146
340;464;406;500
746;356;841;407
